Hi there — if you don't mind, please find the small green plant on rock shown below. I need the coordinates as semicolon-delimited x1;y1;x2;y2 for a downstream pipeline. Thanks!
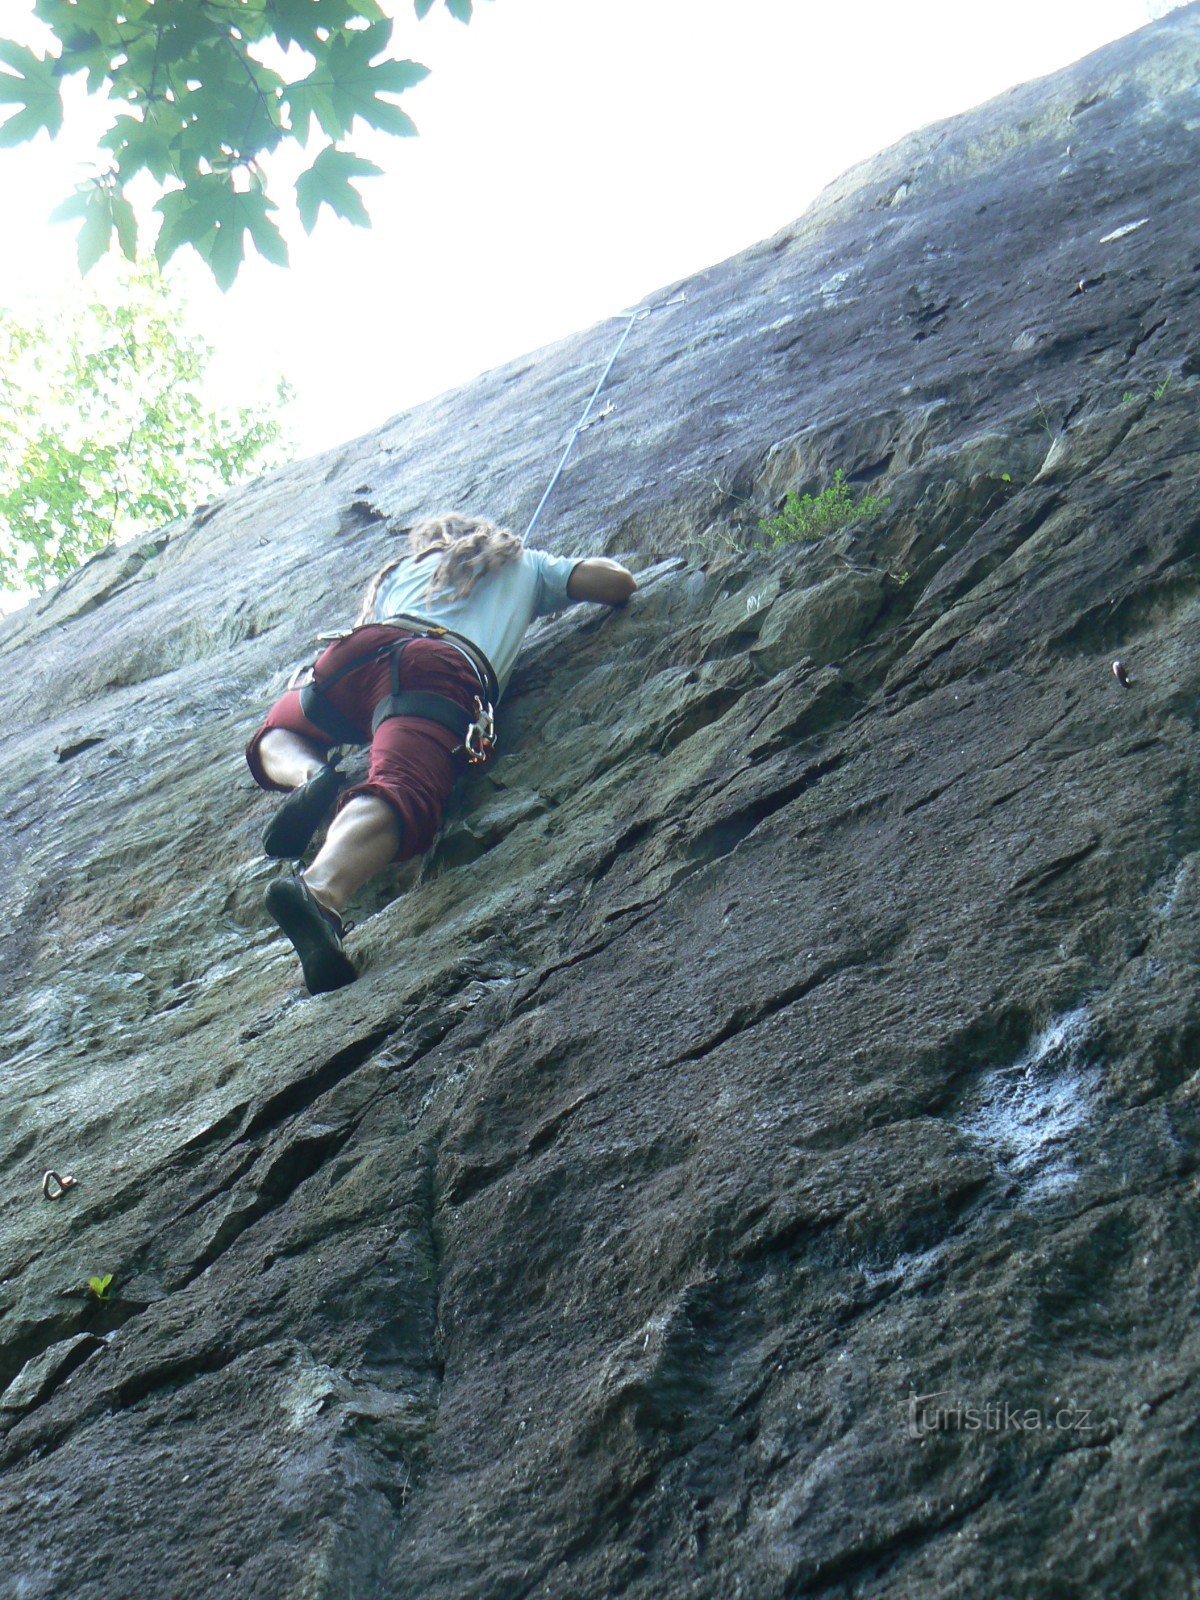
683;520;744;564
1032;390;1058;440
87;1273;114;1302
759;470;888;547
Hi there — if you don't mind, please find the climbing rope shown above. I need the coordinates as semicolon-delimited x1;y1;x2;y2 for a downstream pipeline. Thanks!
523;291;687;542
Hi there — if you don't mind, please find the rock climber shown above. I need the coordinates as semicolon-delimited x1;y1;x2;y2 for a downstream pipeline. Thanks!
245;513;637;995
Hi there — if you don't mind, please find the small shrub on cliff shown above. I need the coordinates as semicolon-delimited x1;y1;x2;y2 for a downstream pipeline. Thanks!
759;471;888;547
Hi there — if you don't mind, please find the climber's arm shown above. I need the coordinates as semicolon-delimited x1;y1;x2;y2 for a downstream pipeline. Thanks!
567;558;637;606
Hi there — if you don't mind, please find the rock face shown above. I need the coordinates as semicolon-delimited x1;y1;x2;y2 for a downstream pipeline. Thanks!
3;11;1200;1596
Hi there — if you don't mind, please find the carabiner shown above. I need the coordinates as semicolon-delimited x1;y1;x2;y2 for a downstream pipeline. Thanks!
463;696;496;764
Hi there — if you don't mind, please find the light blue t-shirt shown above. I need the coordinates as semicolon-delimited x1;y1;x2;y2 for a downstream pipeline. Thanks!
374;545;583;697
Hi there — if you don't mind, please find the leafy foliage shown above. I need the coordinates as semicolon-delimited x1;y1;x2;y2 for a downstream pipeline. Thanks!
0;0;481;287
759;470;889;546
87;1274;113;1300
0;264;294;595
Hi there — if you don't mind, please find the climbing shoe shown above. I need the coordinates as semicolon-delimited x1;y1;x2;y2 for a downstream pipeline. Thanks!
264;872;357;995
262;763;345;859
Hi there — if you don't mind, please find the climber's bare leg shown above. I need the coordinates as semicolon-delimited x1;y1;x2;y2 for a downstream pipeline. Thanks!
259;728;326;790
302;796;401;916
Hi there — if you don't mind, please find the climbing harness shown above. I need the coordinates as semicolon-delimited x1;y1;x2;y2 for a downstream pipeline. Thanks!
523;291;687;542
42;1170;78;1201
292;617;500;766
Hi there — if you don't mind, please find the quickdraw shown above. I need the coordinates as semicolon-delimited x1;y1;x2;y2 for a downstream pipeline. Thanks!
461;695;496;765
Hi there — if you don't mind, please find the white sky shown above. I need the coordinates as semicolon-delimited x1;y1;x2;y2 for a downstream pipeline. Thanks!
0;0;1176;457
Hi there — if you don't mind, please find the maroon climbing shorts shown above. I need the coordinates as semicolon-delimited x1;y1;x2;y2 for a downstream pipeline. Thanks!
245;624;484;863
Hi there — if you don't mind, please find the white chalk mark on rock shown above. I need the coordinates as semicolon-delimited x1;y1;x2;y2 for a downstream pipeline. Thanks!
1099;218;1149;243
958;1008;1099;1201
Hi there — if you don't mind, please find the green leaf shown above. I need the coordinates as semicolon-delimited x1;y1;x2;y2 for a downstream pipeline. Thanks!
368;57;432;94
287;25;427;141
88;1273;113;1299
295;144;381;232
285;76;345;143
161;180;288;286
68;40;119;97
414;0;474;17
48;189;91;223
272;0;381;47
153;176;233;266
0;39;55;81
34;0;129;65
354;96;416;137
205;221;245;292
32;0;75;30
101;112;183;183
112;194;138;261
76;192;113;271
51;184;129;273
0;40;64;144
245;201;289;268
150;3;220;65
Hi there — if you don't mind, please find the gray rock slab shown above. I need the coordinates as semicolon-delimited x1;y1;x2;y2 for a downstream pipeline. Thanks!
2;9;1200;1597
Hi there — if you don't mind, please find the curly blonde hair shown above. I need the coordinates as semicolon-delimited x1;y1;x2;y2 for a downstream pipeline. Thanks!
356;513;524;626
